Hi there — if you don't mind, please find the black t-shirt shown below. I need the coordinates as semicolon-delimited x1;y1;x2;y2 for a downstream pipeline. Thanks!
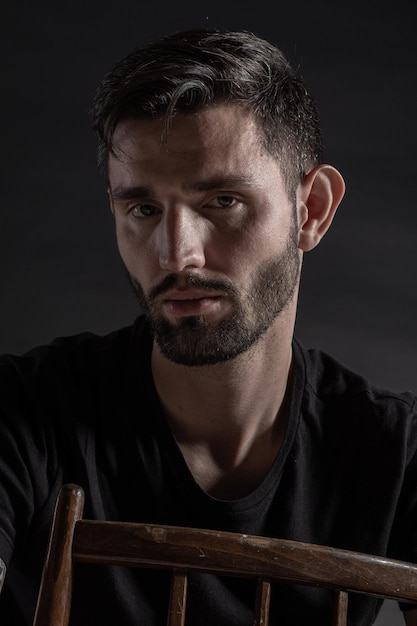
0;316;416;625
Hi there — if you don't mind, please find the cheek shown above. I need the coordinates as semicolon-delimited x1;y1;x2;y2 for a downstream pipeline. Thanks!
233;220;283;261
114;221;133;261
114;220;152;276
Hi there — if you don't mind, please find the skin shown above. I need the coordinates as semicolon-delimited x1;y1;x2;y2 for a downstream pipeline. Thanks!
127;189;301;367
108;103;345;500
0;558;5;593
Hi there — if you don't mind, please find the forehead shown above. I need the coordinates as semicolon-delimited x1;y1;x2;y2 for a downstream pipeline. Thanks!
108;104;277;181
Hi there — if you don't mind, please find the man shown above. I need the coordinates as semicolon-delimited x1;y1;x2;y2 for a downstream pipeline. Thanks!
0;28;416;625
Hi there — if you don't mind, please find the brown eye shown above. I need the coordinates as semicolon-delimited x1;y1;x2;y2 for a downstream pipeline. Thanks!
131;204;158;217
210;196;238;208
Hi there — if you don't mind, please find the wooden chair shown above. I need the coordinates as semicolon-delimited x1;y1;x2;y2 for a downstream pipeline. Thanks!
33;483;417;626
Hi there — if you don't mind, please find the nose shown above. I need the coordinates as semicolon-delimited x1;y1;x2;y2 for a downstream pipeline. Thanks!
157;206;206;272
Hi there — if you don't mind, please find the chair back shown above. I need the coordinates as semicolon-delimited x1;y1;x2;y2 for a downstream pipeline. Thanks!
33;484;417;626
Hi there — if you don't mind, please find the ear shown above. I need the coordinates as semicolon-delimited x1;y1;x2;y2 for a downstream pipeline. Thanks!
297;165;345;252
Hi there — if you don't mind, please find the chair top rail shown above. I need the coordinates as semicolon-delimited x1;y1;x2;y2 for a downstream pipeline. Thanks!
72;520;417;603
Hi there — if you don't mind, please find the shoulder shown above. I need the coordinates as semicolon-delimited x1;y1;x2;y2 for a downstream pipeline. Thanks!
0;316;153;423
294;339;417;427
0;316;151;385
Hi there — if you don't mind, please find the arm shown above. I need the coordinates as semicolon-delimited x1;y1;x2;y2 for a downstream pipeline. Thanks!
404;609;417;625
0;557;5;592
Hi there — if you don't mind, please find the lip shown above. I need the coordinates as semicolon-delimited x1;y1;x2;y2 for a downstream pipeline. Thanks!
162;288;222;301
161;290;223;317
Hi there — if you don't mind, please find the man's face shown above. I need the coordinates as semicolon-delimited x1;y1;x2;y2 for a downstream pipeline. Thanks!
108;104;302;366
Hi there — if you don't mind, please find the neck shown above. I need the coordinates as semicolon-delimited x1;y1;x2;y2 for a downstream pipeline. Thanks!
151;316;295;499
152;326;293;432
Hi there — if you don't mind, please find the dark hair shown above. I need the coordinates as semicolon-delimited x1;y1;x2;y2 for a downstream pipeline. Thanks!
92;29;322;195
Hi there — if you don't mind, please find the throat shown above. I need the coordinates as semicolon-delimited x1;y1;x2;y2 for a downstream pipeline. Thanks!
152;332;295;499
177;412;288;500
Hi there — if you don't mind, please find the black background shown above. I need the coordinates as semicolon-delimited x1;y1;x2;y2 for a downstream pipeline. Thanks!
1;3;416;621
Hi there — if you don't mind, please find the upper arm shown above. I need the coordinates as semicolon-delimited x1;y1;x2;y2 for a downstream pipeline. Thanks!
404;608;417;625
0;557;6;593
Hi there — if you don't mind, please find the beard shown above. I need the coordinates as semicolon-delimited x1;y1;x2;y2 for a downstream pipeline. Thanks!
129;222;300;367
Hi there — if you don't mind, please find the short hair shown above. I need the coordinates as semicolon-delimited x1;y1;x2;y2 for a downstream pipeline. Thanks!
92;29;323;195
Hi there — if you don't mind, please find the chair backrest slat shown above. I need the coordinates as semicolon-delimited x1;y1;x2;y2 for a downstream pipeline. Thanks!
254;579;271;626
167;571;188;626
333;590;348;626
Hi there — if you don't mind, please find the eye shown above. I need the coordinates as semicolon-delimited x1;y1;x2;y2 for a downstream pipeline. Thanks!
208;196;239;209
130;204;159;218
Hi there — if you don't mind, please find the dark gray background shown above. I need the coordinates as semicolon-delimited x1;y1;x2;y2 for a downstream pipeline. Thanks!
1;2;416;623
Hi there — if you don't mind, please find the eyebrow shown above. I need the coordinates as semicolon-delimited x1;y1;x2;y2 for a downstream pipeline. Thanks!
183;175;257;193
110;175;257;201
110;185;152;201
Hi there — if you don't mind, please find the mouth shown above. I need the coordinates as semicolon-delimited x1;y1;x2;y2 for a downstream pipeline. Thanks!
161;290;223;317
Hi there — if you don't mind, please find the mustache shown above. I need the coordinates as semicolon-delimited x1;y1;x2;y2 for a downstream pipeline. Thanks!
148;273;237;301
